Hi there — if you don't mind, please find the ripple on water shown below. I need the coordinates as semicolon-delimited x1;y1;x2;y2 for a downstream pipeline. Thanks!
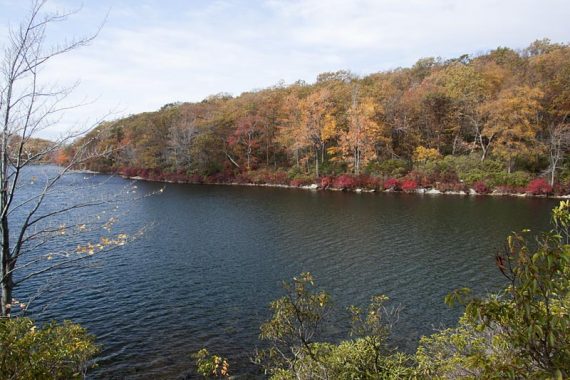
14;172;557;378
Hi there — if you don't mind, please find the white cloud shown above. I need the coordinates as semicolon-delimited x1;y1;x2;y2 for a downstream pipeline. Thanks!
1;0;569;139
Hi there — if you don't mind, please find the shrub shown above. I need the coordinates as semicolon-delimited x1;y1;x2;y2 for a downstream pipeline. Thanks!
234;172;251;184
188;174;204;184
247;169;289;185
320;176;335;189
333;175;358;190
472;181;490;194
120;167;140;177
193;349;230;378
358;175;381;190
488;171;531;188
435;182;467;193
163;170;189;183
256;273;416;379
287;166;304;179
401;179;418;192
425;201;570;378
272;171;289;185
0;318;99;379
553;182;570;196
289;174;313;187
290;178;313;187
407;171;432;188
494;185;524;194
148;170;165;181
461;169;486;185
368;159;410;177
526;178;553;195
383;178;401;190
138;168;151;179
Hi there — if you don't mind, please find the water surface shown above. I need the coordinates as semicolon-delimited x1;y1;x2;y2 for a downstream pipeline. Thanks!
16;169;556;378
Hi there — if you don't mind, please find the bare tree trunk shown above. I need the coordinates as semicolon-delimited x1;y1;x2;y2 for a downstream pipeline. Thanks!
451;134;459;156
551;158;558;187
0;1;140;317
1;241;13;317
315;146;319;178
547;122;570;186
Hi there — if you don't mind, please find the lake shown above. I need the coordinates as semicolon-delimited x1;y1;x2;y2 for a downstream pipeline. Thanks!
15;168;557;378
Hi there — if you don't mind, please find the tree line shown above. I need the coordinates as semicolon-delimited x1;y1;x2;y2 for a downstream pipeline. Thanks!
72;39;570;194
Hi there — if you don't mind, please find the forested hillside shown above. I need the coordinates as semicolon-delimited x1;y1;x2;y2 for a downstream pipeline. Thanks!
72;39;570;194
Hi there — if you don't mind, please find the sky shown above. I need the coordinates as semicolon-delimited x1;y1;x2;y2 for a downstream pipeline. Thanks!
1;0;569;138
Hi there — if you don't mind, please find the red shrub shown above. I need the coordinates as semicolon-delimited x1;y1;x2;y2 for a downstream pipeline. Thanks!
333;175;358;190
401;179;418;192
272;171;289;185
138;168;151;179
188;174;204;184
526;178;553;195
553;182;570;196
407;171;432;188
290;179;304;187
234;173;251;184
358;175;381;190
120;167;140;177
203;174;215;183
383;178;400;190
473;181;490;194
148;170;165;181
320;176;335;189
165;171;188;183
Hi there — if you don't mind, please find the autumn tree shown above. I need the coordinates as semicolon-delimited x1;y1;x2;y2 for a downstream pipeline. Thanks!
337;86;386;174
166;105;200;172
229;113;262;170
298;88;335;178
256;88;284;168
277;92;305;169
527;42;570;185
480;86;544;172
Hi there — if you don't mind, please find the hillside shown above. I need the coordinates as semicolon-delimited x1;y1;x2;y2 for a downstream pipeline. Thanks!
75;39;570;195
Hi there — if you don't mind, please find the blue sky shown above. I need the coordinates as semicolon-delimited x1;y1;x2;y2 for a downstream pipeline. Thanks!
1;0;569;138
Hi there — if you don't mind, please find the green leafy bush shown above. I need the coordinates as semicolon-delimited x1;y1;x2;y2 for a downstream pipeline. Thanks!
487;170;531;188
366;159;410;177
0;317;99;379
419;201;570;379
256;273;415;379
192;348;230;378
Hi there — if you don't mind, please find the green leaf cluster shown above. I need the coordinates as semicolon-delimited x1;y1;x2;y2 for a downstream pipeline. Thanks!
0;317;99;379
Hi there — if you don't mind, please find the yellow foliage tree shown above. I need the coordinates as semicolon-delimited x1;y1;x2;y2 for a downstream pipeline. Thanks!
339;91;386;174
413;146;442;163
481;86;544;172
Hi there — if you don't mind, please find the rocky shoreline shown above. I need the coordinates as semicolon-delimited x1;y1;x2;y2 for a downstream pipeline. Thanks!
121;174;569;199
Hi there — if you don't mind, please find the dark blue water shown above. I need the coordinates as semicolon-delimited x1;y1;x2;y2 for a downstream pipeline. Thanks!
14;167;557;378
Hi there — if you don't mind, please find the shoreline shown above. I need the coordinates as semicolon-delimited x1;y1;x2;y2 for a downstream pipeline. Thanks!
119;174;569;199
